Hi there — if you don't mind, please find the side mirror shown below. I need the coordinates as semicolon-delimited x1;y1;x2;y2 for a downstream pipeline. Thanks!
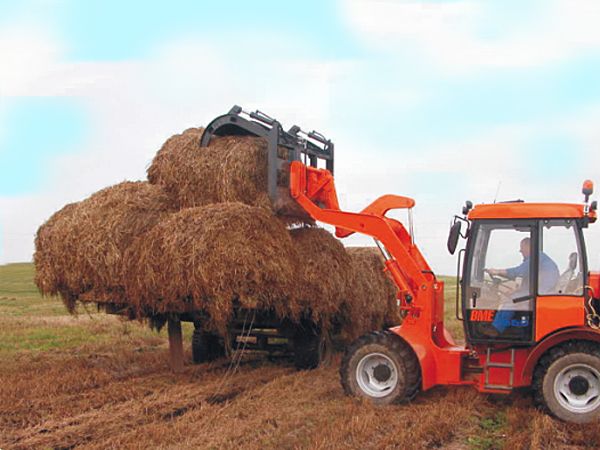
447;221;461;255
462;200;473;215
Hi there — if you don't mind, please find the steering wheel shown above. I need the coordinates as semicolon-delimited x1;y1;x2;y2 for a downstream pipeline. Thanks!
483;270;513;295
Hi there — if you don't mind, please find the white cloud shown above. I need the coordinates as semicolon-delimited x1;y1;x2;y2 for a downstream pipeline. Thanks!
0;23;64;97
340;0;600;71
0;31;351;263
330;107;600;274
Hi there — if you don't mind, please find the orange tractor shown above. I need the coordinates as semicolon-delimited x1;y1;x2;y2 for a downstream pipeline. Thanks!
202;106;600;423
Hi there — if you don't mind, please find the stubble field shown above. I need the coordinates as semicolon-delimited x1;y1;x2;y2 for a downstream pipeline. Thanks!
1;263;599;449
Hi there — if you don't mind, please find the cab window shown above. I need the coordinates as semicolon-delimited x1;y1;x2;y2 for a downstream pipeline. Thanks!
465;222;534;342
468;223;533;311
539;220;584;296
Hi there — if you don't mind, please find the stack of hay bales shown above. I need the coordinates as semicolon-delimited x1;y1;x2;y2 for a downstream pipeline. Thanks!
34;126;399;339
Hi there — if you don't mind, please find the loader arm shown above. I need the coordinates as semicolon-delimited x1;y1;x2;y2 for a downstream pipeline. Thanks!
335;194;416;238
289;161;432;311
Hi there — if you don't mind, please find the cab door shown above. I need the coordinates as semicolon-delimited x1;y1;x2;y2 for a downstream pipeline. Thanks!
534;219;586;341
463;220;536;344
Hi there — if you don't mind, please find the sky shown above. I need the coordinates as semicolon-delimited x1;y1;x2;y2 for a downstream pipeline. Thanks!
1;0;600;275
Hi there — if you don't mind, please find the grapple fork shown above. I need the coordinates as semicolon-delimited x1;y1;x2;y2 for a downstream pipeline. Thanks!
200;105;334;212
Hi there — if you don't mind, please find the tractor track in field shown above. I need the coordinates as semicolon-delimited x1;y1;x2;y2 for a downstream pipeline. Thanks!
2;348;292;450
3;346;600;449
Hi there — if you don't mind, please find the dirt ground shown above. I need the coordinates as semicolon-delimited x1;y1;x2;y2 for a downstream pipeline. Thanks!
2;263;600;450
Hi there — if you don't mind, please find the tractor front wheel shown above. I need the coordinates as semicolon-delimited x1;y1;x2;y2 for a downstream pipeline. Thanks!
340;331;420;405
533;342;600;423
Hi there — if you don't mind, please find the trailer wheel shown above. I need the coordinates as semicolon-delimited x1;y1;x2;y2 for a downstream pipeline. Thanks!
533;342;600;423
340;331;420;405
192;328;225;364
293;327;332;370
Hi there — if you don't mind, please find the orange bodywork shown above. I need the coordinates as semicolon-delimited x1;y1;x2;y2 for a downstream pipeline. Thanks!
290;161;471;390
535;296;585;342
589;272;600;299
468;202;597;222
290;161;598;393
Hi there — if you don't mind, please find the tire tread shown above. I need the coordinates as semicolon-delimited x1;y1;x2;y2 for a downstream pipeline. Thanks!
532;340;600;421
340;330;421;404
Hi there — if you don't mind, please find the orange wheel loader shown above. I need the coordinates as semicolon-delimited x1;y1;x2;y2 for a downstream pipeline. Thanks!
202;106;600;423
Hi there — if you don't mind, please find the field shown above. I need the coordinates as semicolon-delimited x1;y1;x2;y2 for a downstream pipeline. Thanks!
1;263;599;449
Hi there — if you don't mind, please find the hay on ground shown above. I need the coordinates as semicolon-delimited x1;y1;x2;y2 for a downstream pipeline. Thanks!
34;181;174;312
123;202;301;332
339;247;400;340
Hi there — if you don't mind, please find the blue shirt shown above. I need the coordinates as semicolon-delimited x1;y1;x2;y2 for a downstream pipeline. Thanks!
505;252;559;295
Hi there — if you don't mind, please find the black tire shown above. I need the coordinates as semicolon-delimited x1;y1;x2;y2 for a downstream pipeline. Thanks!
293;326;332;370
192;328;225;364
340;330;420;405
533;341;600;423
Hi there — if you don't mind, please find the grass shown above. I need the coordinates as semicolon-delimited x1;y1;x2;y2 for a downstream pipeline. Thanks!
440;274;465;342
0;263;66;317
468;411;507;450
1;263;599;449
0;263;164;357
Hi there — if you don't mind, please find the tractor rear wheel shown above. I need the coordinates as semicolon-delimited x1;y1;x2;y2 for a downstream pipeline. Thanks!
340;330;420;405
191;328;225;364
533;342;600;423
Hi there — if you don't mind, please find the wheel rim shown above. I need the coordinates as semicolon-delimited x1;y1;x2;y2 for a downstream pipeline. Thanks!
553;363;600;414
356;352;398;398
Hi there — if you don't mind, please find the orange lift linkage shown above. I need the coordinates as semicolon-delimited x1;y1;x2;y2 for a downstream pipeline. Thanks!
289;161;470;390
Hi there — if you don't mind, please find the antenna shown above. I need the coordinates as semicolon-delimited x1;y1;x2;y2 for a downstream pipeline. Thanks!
493;181;502;204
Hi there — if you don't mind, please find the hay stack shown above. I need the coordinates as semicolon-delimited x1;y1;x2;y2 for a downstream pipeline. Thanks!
289;227;353;327
34;181;174;311
147;128;308;220
339;247;400;340
123;202;301;332
34;125;401;342
148;129;268;209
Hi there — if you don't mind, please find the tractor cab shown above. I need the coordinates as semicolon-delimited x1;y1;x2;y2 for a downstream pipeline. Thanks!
449;185;598;346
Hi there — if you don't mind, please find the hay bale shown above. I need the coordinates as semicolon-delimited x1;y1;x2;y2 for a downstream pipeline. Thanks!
147;128;219;208
123;202;301;332
147;128;310;220
289;227;353;327
34;201;82;311
147;129;267;208
34;181;174;311
339;247;400;340
216;136;271;209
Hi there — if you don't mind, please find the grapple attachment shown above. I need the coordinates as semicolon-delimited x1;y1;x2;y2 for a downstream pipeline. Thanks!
200;105;334;213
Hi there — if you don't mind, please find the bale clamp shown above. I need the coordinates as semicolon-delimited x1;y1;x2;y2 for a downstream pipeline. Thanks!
200;105;334;204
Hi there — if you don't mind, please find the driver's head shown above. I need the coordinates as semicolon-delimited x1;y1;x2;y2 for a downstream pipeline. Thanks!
520;237;531;258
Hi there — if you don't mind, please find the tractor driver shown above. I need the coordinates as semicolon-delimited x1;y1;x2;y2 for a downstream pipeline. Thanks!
485;237;559;333
486;237;559;295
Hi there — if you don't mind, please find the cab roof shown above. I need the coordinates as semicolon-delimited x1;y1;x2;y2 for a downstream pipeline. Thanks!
468;202;597;221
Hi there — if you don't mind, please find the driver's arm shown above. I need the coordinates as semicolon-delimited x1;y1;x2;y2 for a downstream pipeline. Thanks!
486;261;526;280
486;268;509;278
